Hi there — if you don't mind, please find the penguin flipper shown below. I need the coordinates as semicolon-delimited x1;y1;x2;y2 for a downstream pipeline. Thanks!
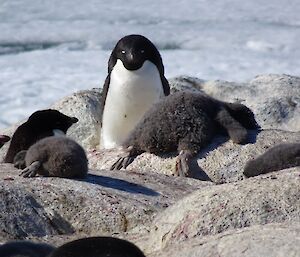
100;75;111;127
161;75;170;96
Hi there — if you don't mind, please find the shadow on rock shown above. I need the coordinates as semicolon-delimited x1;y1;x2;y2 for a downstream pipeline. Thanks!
84;174;160;196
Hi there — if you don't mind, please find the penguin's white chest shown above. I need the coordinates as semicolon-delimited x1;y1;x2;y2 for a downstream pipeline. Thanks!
101;60;165;149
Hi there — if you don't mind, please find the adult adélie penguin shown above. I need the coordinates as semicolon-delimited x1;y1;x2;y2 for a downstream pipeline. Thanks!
100;34;170;149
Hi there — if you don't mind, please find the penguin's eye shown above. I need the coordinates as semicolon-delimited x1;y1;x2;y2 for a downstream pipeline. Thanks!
140;49;145;54
121;50;126;54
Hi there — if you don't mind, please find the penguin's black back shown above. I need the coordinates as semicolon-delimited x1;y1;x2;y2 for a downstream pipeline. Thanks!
48;237;146;257
0;240;55;257
4;109;78;163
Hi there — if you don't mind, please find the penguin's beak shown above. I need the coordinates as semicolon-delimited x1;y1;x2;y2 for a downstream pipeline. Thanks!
123;51;144;70
127;52;134;62
0;135;10;143
71;117;79;123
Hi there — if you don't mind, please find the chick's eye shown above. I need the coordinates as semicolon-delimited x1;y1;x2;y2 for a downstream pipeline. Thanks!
121;50;126;54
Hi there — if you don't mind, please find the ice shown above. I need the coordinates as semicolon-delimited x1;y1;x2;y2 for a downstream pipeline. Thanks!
0;0;300;128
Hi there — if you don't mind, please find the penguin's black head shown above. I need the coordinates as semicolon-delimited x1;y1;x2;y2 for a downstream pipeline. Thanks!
27;109;78;133
0;135;10;149
48;236;146;257
109;34;164;71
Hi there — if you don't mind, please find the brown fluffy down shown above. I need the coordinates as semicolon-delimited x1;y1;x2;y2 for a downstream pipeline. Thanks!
244;142;300;177
24;136;88;178
124;91;259;154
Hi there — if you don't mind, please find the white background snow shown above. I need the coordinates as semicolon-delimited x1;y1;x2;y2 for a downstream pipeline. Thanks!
0;0;299;128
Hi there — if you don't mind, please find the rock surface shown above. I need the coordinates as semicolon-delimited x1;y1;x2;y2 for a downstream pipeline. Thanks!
0;74;299;256
0;163;209;242
145;168;300;252
149;222;300;257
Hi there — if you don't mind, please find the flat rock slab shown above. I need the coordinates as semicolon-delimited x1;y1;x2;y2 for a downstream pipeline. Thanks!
0;164;209;241
89;130;300;183
145;168;300;252
149;222;300;257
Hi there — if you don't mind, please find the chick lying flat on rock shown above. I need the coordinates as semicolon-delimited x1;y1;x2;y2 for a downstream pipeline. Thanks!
48;236;145;257
20;136;88;178
4;109;78;168
244;142;300;177
111;91;259;177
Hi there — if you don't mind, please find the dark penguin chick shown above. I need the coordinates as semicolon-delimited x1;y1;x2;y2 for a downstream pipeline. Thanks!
111;91;258;177
243;143;300;177
0;135;10;149
101;34;170;149
224;102;260;130
0;240;55;257
20;136;88;178
4;109;78;165
48;237;146;257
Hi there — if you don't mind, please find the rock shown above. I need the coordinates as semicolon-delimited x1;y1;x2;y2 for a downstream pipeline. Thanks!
145;168;300;253
51;88;102;150
149;222;300;257
169;74;300;132
89;130;300;183
0;163;210;241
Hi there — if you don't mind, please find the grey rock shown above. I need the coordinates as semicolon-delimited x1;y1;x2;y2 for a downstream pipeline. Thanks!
51;88;102;150
0;163;210;241
145;168;300;252
149;222;300;257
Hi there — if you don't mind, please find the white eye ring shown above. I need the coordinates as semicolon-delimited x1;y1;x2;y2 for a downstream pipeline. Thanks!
121;50;126;54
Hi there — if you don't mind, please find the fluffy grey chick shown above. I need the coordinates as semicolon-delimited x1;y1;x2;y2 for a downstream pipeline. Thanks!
244;142;300;177
20;137;88;178
111;91;259;177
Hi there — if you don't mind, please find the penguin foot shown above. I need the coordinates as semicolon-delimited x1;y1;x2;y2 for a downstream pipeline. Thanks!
175;150;193;177
110;146;136;170
20;161;41;178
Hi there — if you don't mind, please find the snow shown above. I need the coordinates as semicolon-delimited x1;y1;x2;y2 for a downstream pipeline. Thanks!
0;0;299;128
